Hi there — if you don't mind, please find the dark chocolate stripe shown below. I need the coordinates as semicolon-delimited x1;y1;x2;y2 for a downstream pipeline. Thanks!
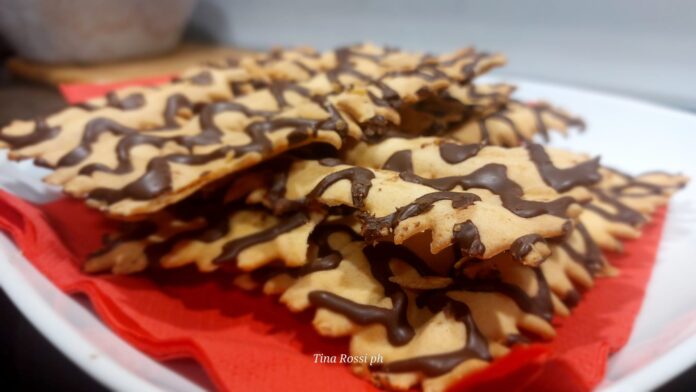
188;71;214;85
87;220;158;262
257;221;557;376
510;234;545;263
76;92;146;111
438;142;482;164
382;150;413;172
84;99;346;204
162;94;195;127
557;223;605;275
531;102;586;139
299;223;362;275
306;237;435;347
447;100;585;146
604;167;684;197
490;111;528;144
308;239;422;346
106;92;145;110
374;298;491;377
584;189;645;226
213;211;310;264
307;164;375;209
360;191;481;245
505;334;531;346
562;289;582;308
450;267;553;321
0;119;59;149
453;220;485;259
308;290;413;346
309;243;431;346
7;45;508;212
398;164;576;218
527;143;601;193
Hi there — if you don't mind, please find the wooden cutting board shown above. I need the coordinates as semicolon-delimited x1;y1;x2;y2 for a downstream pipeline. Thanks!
6;43;253;85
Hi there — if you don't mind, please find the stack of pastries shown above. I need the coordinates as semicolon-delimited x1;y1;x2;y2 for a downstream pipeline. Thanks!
0;44;687;391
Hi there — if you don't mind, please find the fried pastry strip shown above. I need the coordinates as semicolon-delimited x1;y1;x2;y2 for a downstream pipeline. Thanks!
252;159;573;264
1;47;505;218
446;100;585;146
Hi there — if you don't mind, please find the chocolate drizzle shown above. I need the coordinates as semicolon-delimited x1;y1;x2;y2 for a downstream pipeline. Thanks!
398;164;576;218
557;223;605;275
299;224;361;274
105;92;145;110
438;49;495;83
89;183;313;270
382;150;413;172
491;111;528;144
510;234;545;262
74;94;348;204
309;242;427;346
562;289;582;308
408;84;510;137
188;71;214;85
360;191;480;244
84;92;143;111
76;92;146;111
585;189;645;226
92;210;558;377
604;167;684;198
29;45;450;207
378;144;580;221
88;220;158;262
301;221;531;372
307;161;375;208
463;101;585;145
308;290;414;345
530;102;586;141
306;235;456;348
527;144;601;193
505;334;531;345
371;148;579;260
438;142;482;164
453;221;485;259
162;94;195;127
374;297;491;377
264;167;305;215
0;119;59;149
449;266;554;321
325;47;402;109
2;45;507;214
213;211;310;264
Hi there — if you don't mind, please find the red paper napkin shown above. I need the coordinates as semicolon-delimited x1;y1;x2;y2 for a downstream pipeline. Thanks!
59;76;173;104
0;78;670;391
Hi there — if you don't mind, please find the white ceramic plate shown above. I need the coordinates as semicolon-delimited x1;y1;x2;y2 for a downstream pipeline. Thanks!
1;78;695;392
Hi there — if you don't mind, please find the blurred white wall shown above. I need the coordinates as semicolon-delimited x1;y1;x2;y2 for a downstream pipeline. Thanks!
188;0;696;110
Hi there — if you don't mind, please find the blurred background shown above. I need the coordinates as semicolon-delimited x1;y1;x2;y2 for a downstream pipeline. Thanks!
185;0;696;110
0;0;694;112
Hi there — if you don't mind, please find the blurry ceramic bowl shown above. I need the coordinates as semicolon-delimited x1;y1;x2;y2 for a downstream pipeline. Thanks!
0;0;198;64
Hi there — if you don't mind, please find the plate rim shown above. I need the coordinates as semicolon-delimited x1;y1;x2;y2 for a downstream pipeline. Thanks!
0;235;166;392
